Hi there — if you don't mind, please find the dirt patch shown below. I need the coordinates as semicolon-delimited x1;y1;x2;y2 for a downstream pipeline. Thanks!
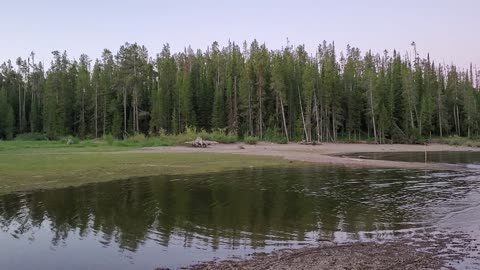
139;142;478;170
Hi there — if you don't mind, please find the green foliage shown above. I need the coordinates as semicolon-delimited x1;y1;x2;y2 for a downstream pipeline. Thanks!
446;135;468;146
0;88;15;140
1;41;479;144
112;134;175;147
102;134;114;145
243;136;259;145
14;133;48;141
263;128;288;144
4;106;15;140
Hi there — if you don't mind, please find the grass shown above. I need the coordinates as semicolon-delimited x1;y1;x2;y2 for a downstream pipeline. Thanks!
244;136;259;145
0;140;295;195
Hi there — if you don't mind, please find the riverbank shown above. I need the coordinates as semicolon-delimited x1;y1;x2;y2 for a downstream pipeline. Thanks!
0;149;294;195
2;141;480;269
1;141;478;194
141;142;479;170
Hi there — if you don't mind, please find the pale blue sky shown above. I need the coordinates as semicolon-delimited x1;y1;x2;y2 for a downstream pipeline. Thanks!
2;0;478;68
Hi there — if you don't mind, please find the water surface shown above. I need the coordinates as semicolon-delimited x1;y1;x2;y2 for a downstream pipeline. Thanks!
1;162;480;269
351;151;480;165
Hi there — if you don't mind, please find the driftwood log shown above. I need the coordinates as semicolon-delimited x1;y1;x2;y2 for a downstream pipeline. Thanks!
185;137;218;148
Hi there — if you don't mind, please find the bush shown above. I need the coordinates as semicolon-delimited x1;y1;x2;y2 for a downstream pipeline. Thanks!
125;134;147;144
112;134;178;147
275;137;289;144
15;132;48;141
263;127;289;144
448;135;467;146
103;134;115;146
244;136;258;145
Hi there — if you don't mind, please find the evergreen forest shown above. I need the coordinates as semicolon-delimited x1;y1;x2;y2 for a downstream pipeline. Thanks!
0;40;478;143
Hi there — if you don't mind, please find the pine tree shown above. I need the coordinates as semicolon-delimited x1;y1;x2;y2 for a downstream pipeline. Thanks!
0;40;479;143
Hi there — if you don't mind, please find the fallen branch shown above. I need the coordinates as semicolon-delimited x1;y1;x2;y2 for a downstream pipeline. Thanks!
184;137;219;148
298;140;321;145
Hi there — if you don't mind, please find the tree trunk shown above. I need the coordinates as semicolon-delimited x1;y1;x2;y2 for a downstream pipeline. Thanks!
30;90;35;132
18;83;22;132
298;86;308;142
456;105;460;135
233;76;238;132
279;93;289;142
314;93;320;142
132;105;135;134
258;79;263;139
369;82;378;143
95;84;98;138
103;91;106;137
22;84;26;132
438;88;442;137
123;87;127;136
319;102;324;141
81;88;85;138
332;106;336;141
248;90;253;136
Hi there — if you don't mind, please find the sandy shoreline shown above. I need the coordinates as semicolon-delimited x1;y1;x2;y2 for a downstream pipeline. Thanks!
172;229;476;270
184;242;443;270
140;142;479;170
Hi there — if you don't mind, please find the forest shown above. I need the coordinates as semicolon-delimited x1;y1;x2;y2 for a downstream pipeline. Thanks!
0;40;478;143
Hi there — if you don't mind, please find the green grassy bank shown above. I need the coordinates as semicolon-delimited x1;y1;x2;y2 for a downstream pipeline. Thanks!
0;140;294;195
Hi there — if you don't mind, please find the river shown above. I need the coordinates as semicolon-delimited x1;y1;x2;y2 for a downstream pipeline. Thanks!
1;152;480;269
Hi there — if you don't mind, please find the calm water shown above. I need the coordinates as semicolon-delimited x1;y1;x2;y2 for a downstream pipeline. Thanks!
351;151;480;165
1;155;480;269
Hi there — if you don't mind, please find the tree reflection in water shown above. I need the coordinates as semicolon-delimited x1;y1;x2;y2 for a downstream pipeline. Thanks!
0;167;477;256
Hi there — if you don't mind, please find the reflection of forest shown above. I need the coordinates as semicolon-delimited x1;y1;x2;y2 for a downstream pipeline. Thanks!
0;167;473;252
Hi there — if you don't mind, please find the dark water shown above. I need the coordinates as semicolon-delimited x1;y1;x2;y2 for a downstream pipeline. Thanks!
351;151;480;165
1;160;480;269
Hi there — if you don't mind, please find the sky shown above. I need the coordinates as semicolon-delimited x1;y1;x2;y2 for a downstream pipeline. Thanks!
1;0;479;69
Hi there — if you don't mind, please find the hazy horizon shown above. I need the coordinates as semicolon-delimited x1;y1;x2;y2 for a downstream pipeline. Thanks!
2;0;479;69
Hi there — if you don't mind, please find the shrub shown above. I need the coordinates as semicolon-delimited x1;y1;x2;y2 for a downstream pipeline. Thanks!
275;137;289;144
103;134;115;145
244;136;258;145
125;134;147;144
15;132;48;141
263;127;289;144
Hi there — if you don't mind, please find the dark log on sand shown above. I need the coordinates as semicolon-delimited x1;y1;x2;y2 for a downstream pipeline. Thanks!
298;140;322;145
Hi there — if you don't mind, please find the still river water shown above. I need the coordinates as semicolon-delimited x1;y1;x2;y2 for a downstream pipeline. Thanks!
1;152;480;269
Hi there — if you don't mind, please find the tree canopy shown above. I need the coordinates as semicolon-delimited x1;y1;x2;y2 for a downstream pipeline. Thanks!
0;41;478;143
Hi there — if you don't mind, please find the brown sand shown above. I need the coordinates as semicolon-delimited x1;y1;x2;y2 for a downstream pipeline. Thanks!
175;229;478;270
